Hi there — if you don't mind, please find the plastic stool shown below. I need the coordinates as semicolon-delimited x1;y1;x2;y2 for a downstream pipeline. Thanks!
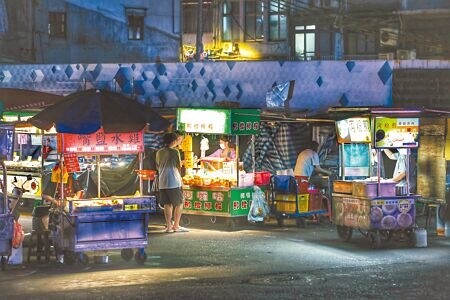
27;230;55;263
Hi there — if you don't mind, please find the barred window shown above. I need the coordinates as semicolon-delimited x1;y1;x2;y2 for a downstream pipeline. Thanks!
269;0;287;41
48;12;66;38
245;0;264;41
126;8;146;40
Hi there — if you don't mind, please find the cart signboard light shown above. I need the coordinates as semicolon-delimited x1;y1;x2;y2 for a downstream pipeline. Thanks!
177;108;261;135
336;117;371;143
178;108;229;134
374;117;419;148
58;128;144;154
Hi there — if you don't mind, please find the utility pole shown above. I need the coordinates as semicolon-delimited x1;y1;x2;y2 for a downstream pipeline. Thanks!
195;0;204;61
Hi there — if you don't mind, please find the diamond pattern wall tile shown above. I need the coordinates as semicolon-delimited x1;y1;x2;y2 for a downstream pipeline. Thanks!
0;70;12;82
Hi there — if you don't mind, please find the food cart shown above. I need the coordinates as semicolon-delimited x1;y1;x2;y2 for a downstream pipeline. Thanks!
52;128;156;264
176;108;260;230
1;112;56;208
332;114;419;248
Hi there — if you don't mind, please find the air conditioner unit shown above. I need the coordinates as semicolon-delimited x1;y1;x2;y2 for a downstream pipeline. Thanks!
379;28;399;47
378;52;395;60
396;49;416;60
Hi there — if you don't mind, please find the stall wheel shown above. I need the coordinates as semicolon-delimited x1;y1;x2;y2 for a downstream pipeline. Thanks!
336;225;353;242
226;218;236;231
63;250;77;265
134;249;147;265
276;217;285;227
180;216;191;227
78;253;89;265
369;231;382;249
121;248;134;261
295;218;306;228
1;256;7;271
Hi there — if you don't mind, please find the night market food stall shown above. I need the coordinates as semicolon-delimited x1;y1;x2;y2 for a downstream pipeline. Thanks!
176;108;262;230
1;112;57;209
28;89;170;264
331;111;420;248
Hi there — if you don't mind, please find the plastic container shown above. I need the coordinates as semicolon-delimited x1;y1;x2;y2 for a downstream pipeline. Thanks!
239;173;254;187
295;176;309;193
414;228;427;248
254;171;271;185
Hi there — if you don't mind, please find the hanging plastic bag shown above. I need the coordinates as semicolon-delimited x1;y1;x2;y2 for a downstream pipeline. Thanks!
12;221;25;249
248;186;270;223
150;174;159;193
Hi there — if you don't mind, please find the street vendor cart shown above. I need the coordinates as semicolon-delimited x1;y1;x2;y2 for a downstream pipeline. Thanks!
176;108;261;230
332;114;419;248
52;128;156;264
269;174;329;227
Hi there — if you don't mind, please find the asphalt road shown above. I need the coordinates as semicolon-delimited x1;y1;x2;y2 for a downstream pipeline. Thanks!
1;213;449;300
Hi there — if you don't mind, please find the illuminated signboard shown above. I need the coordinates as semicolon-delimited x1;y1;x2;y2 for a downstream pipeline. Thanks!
336;117;371;143
177;108;260;135
178;108;229;134
58;128;144;154
374;117;419;148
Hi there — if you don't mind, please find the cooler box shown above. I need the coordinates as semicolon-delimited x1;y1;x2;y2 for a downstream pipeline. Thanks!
352;181;396;198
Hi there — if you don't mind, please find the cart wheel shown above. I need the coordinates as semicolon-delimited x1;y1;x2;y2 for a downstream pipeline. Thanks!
210;216;217;224
369;232;382;249
134;249;147;265
226;218;236;231
336;225;353;241
63;251;77;265
180;215;190;227
295;218;306;228
1;256;7;271
121;248;134;261
277;217;285;227
77;253;89;265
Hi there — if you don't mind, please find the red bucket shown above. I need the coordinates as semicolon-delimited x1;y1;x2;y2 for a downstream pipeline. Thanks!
254;171;271;186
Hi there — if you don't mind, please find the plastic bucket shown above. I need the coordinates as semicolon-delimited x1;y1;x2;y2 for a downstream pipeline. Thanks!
254;171;271;185
414;228;427;248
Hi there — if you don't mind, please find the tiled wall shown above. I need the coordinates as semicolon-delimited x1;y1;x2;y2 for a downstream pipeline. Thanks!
0;60;394;113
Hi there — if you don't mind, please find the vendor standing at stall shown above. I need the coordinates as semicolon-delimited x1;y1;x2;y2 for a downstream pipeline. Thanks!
207;136;236;161
383;148;407;184
294;141;332;177
156;132;188;233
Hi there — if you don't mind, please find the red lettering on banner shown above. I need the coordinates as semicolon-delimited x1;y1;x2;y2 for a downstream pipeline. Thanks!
241;200;248;209
184;201;192;209
59;128;144;154
233;201;240;210
204;202;212;210
214;202;223;211
194;201;202;209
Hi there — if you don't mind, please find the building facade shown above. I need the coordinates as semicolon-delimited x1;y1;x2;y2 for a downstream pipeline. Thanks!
0;0;181;63
182;0;450;61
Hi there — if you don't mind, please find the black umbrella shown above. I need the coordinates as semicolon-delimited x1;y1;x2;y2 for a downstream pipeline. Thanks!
29;89;170;134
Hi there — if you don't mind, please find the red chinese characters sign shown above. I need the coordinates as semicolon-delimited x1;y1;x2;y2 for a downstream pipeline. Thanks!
58;128;144;154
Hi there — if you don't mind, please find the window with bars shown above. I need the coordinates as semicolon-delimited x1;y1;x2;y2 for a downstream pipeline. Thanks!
269;0;287;41
48;12;66;38
222;1;233;41
295;25;316;60
245;0;264;41
126;8;146;40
